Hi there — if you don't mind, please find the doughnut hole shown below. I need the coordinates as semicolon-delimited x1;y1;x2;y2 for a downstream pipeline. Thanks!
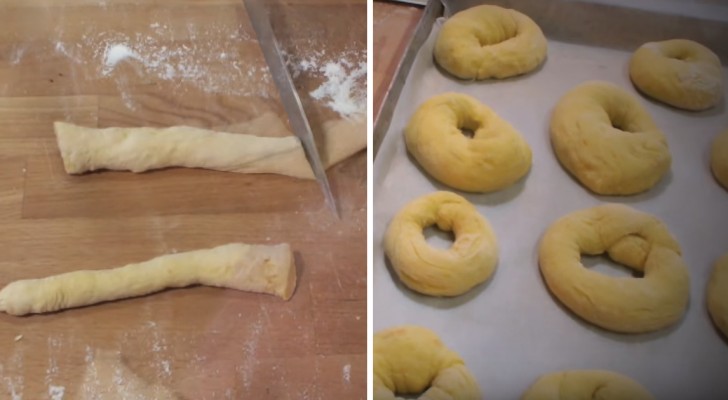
473;19;519;47
582;233;650;278
456;113;481;139
604;103;638;133
663;47;692;61
424;225;455;250
582;255;644;278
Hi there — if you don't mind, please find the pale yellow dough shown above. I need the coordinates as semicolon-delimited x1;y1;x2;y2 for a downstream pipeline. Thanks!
711;129;728;190
384;191;498;297
550;81;671;195
538;204;690;333
374;325;481;400
0;243;296;316
54;112;366;178
521;370;654;400
708;253;728;338
434;5;547;79
630;39;724;111
405;93;532;193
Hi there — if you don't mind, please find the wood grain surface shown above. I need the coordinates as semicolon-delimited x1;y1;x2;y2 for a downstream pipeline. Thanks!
373;1;422;123
0;0;366;399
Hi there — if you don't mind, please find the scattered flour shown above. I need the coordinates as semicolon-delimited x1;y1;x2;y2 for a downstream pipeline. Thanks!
102;44;141;74
53;23;270;102
48;385;65;400
310;61;367;117
342;364;351;383
284;48;366;118
237;311;266;389
161;360;171;377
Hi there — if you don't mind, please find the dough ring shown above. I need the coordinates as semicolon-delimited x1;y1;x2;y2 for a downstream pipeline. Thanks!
405;93;532;193
708;253;728;339
434;5;547;79
711;129;728;190
521;370;654;400
0;243;296;316
374;325;481;400
550;81;671;195
384;191;498;297
629;39;724;111
538;204;690;333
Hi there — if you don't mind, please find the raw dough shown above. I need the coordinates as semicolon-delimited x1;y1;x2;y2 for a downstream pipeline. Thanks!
405;92;532;192
374;325;481;400
711;129;728;190
521;370;654;400
384;191;498;296
54;112;366;178
434;4;547;79
0;243;296;316
630;39;724;111
538;204;690;333
708;253;728;338
550;81;671;195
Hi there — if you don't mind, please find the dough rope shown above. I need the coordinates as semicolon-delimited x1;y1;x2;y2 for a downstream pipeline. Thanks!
434;4;547;79
0;243;296;316
538;204;690;333
384;191;498;297
629;39;724;111
54;113;366;178
374;325;481;400
521;370;655;400
708;253;728;339
550;81;671;195
405;93;532;193
711;129;728;190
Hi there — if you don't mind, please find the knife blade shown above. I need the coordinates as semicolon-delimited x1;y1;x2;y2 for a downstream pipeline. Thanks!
243;0;339;218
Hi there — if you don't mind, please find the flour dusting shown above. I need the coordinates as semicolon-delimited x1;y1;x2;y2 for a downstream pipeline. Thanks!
284;48;366;118
311;61;366;117
102;44;141;74
49;385;65;400
342;364;351;383
53;22;271;103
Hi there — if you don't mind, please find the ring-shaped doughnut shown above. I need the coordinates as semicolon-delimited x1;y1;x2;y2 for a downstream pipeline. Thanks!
708;253;728;339
521;370;655;400
406;93;532;193
711;129;728;190
384;191;498;297
434;5;547;79
629;39;724;111
374;325;481;400
550;81;671;195
538;204;690;333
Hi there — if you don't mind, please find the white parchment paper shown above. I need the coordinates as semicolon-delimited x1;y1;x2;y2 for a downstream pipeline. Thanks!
373;18;728;399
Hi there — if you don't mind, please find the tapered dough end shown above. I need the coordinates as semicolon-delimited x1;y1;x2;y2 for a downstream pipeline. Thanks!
277;243;298;301
54;121;85;174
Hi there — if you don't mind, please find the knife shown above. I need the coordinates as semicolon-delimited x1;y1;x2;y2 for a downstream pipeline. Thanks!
243;0;339;218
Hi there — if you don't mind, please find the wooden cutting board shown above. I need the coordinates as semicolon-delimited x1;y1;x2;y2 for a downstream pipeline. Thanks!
0;0;366;398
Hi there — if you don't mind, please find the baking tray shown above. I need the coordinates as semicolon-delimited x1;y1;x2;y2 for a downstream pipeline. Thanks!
373;0;728;398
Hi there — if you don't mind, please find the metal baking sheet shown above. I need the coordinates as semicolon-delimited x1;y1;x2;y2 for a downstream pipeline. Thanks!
373;1;728;398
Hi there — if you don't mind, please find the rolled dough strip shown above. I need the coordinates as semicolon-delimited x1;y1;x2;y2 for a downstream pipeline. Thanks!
54;113;366;178
0;243;296;316
54;121;313;178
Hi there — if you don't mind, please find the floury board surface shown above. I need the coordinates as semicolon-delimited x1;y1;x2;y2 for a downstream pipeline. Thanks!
373;13;728;400
0;1;366;398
